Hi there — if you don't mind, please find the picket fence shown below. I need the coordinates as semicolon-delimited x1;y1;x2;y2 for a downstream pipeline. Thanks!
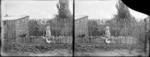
76;36;138;45
17;36;72;44
17;36;138;45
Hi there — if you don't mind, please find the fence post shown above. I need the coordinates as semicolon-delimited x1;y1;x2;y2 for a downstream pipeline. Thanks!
144;19;148;54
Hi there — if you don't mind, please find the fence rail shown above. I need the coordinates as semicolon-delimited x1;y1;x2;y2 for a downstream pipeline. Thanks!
16;36;138;45
16;36;72;44
76;36;138;45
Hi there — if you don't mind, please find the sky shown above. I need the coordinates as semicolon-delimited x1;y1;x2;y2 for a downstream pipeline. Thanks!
2;0;73;20
75;0;148;21
2;0;148;21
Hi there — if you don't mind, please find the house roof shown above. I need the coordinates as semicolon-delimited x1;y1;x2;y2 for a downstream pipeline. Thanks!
3;15;29;20
75;15;88;19
75;16;88;21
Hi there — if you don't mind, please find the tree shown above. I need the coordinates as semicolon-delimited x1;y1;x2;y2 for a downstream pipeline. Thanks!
115;0;131;19
56;0;71;19
47;0;72;36
114;0;136;29
88;20;102;36
28;20;39;36
107;0;137;36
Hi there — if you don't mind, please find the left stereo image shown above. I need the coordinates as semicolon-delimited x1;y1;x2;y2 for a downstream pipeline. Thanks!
1;0;73;56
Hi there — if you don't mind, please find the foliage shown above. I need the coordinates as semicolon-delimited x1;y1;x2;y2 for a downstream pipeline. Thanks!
46;18;72;36
56;0;73;36
28;20;39;36
56;0;72;19
88;20;104;36
102;0;137;37
28;20;46;36
87;1;147;46
46;0;73;36
115;0;131;19
114;0;136;30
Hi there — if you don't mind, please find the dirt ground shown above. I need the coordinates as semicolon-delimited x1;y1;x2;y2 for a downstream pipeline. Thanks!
2;48;148;56
2;49;72;56
29;49;72;56
75;49;148;56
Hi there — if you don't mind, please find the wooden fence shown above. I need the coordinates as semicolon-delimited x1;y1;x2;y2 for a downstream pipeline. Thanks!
75;36;140;50
16;36;72;44
16;36;138;45
52;36;72;44
76;36;138;45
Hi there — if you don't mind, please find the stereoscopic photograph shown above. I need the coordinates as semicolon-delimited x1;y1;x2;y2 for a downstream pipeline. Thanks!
0;0;150;57
1;0;73;56
75;0;149;56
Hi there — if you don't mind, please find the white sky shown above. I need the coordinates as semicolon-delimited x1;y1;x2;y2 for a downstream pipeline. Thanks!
75;0;148;21
2;0;73;19
2;0;148;21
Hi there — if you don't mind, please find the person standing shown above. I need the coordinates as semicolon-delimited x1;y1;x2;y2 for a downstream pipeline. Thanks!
46;26;51;37
105;26;111;38
45;26;52;43
105;26;111;44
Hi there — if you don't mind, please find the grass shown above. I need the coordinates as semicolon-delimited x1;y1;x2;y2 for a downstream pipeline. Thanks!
75;42;141;53
75;43;144;56
2;41;72;56
2;36;73;56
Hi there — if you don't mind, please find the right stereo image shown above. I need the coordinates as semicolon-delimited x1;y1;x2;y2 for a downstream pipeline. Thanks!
75;0;149;56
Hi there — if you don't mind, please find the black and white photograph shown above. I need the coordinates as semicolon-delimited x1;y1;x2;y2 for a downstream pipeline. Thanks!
75;0;149;56
0;0;150;57
1;0;73;56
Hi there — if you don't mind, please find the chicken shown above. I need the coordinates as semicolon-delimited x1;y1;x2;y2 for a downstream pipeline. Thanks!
105;38;110;44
